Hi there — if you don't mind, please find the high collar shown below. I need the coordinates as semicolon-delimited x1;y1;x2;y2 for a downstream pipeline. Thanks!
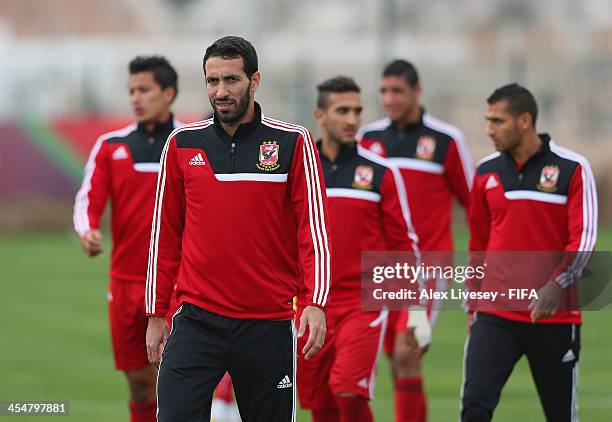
391;107;425;132
502;133;551;157
137;114;175;136
316;139;358;163
213;102;262;140
502;133;551;166
537;133;552;151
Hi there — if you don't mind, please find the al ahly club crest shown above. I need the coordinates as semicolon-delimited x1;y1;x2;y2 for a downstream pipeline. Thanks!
352;165;374;190
256;141;281;171
416;136;436;160
536;165;560;192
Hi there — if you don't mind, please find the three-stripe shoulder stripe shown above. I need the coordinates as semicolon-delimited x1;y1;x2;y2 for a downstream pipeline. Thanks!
357;145;394;170
166;118;214;140
549;141;598;287
146;119;214;314
423;113;474;190
358;146;420;255
261;117;331;307
357;117;391;141
477;151;501;167
73;123;137;236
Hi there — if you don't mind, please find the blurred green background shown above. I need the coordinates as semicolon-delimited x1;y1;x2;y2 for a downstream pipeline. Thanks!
1;227;609;421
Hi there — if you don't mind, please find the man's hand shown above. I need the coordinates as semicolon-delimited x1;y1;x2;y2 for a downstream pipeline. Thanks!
401;328;429;359
80;229;103;257
406;306;431;357
146;317;170;368
297;305;326;360
529;281;562;323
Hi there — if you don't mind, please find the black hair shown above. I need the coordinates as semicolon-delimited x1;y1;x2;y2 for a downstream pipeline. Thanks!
129;55;178;100
203;36;258;78
487;83;538;127
382;59;419;87
316;76;361;109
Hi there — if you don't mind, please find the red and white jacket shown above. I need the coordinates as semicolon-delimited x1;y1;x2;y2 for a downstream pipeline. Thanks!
73;117;181;282
146;104;331;320
314;141;419;308
358;111;473;251
468;134;598;324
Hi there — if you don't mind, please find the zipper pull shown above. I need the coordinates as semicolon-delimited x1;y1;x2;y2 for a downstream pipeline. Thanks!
230;142;236;154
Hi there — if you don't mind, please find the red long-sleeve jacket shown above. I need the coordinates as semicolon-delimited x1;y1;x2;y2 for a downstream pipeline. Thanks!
468;134;598;324
146;105;331;320
73;118;180;281
358;111;473;251
315;142;420;308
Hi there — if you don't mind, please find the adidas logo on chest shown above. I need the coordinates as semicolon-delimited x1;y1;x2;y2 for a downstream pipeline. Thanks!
112;146;129;160
189;153;206;166
485;174;498;190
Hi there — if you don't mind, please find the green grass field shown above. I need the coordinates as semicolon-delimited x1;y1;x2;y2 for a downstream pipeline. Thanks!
0;228;610;421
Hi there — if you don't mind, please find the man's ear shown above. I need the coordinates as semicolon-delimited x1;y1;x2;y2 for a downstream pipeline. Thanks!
250;71;261;93
518;112;533;131
314;107;325;125
414;83;422;98
163;87;177;104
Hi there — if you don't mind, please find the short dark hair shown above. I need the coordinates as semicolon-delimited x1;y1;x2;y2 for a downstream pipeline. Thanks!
203;36;258;78
316;76;361;109
487;83;538;127
382;59;419;87
129;55;178;100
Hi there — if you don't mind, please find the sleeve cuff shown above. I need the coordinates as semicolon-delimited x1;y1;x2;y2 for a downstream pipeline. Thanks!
306;302;326;313
549;278;567;289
